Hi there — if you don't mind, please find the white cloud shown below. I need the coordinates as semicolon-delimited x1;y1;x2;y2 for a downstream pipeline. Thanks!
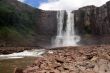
39;0;109;10
17;0;26;2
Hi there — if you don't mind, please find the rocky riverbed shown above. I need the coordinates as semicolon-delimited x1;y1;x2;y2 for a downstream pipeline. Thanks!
15;45;110;73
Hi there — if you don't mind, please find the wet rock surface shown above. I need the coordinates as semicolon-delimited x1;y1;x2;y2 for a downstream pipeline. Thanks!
15;45;110;73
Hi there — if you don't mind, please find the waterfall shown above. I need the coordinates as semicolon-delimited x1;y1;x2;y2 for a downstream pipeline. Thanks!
52;10;80;47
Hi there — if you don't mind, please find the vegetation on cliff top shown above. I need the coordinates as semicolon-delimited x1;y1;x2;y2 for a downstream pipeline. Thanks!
0;0;40;46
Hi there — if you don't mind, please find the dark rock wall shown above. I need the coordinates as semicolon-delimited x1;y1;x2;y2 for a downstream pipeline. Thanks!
74;1;110;35
34;10;67;47
34;10;58;47
74;6;96;35
36;10;57;36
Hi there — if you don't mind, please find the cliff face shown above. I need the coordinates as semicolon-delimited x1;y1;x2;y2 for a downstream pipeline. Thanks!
0;0;57;47
34;10;57;47
1;0;110;47
36;11;57;36
74;1;110;35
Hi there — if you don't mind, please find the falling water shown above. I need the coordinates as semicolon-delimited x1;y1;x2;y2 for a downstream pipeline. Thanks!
53;10;80;47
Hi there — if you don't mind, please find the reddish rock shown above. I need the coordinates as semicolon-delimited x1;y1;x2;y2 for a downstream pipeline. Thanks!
14;68;23;73
15;45;110;73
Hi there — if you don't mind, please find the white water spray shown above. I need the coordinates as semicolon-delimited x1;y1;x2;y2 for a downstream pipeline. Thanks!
0;49;45;59
53;10;80;47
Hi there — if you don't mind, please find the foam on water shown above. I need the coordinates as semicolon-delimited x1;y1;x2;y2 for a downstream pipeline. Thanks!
0;49;45;59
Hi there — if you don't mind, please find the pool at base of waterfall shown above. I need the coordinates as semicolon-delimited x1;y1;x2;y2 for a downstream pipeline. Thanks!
0;49;46;73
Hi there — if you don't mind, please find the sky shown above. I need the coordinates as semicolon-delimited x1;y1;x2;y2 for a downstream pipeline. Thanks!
18;0;109;10
18;0;48;7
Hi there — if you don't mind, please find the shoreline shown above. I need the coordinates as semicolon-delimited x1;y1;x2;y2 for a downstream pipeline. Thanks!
0;45;109;54
0;47;44;55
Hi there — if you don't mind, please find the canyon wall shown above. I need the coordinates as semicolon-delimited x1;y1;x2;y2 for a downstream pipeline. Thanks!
74;1;110;35
37;11;57;36
1;0;110;47
34;10;58;47
0;0;58;47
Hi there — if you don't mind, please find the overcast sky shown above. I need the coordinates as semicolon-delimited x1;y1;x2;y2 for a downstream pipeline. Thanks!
18;0;109;10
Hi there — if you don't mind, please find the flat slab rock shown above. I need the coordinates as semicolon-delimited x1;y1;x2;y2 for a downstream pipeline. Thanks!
15;45;110;73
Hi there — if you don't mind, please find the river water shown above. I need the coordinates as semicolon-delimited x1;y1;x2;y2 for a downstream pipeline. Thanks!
0;49;46;73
